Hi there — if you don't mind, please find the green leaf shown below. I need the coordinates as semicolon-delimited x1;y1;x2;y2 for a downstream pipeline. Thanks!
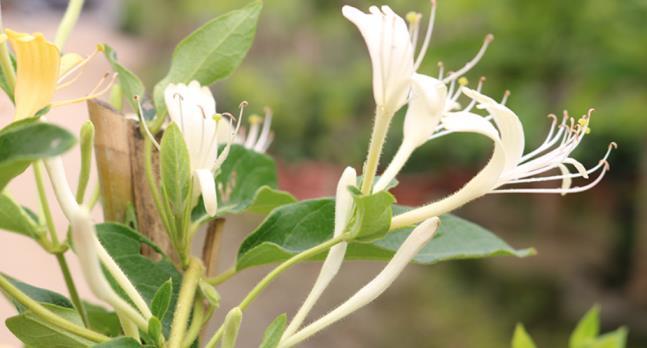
512;324;537;348
160;123;192;216
259;313;287;348
102;44;145;111
153;0;263;114
92;337;143;347
148;316;163;345
246;186;297;214
590;328;628;348
6;303;94;348
2;277;121;342
349;190;395;242
96;223;182;335
0;120;76;190
237;200;533;270
570;305;601;348
2;274;73;312
84;303;122;337
0;193;44;238
151;278;173;321
193;145;283;221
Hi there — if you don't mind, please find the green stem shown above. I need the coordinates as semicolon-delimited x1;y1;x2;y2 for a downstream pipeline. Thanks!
0;274;108;343
360;107;392;194
181;299;206;348
207;266;236;286
34;163;59;245
54;0;85;50
205;326;224;348
55;253;89;327
143;137;175;241
168;258;204;348
34;163;89;326
88;185;100;209
0;3;16;95
239;235;346;311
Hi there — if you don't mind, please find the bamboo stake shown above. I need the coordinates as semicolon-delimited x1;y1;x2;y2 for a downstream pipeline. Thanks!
87;99;177;261
87;99;132;223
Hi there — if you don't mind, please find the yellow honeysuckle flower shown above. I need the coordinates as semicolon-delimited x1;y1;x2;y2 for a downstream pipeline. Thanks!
5;29;112;121
6;29;60;120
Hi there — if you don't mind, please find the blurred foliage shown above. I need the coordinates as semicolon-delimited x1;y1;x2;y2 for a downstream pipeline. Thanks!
121;0;646;169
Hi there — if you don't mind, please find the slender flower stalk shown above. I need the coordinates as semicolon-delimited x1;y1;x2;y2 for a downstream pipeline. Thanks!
390;87;614;230
164;81;242;216
282;167;357;339
280;217;440;348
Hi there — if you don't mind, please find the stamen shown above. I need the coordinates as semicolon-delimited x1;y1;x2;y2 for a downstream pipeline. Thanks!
500;90;510;105
507;143;616;185
437;61;445;79
56;70;84;90
57;47;101;84
442;34;494;83
463;76;486;112
213;101;246;170
414;0;437;70
492;161;609;194
51;73;117;107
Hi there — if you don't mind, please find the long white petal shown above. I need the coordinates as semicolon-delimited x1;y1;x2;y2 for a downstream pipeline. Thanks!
342;5;414;110
281;217;440;348
402;73;447;148
462;87;525;172
196;169;218;216
389;113;506;229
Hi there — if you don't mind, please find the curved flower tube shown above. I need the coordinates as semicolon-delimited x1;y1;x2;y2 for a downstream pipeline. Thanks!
43;157;152;329
390;87;614;230
282;166;357;340
280;217;440;348
6;29;110;121
164;81;241;216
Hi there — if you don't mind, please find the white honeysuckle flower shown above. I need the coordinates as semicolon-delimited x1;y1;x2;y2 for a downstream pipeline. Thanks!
280;217;440;348
342;5;415;113
390;87;614;229
282;166;357;341
369;0;495;192
234;108;274;153
164;81;240;216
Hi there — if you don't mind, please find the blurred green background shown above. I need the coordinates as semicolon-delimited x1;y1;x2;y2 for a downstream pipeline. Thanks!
123;0;647;346
11;0;647;346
